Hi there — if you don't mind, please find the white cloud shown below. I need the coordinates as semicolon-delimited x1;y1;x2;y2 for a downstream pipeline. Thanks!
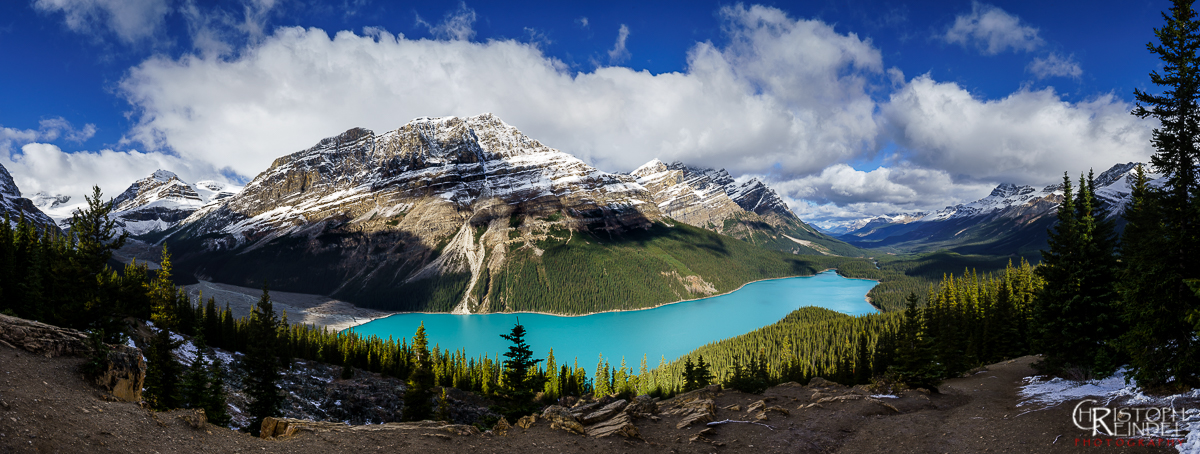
944;2;1042;55
118;4;884;182
2;143;230;202
33;0;170;44
416;2;477;41
608;25;631;64
1028;53;1082;79
765;162;997;222
882;75;1153;185
0;118;97;154
180;0;281;57
578;17;589;28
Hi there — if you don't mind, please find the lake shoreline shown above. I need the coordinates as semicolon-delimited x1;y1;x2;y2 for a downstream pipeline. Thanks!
350;268;883;331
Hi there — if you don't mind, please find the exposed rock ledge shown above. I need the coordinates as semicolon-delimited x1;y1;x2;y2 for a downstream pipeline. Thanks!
0;313;145;402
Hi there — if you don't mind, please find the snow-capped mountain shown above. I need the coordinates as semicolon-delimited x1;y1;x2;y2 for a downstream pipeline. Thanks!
108;170;242;236
834;162;1150;254
161;114;857;314
630;159;853;255
0;162;59;232
30;192;71;211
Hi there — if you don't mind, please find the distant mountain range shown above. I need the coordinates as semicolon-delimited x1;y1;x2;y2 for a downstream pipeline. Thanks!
824;162;1149;256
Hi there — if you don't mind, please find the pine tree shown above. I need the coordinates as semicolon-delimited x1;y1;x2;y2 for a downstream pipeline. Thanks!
894;292;942;390
1128;0;1200;389
404;322;435;421
243;286;283;436
205;352;232;427
143;247;183;411
1034;172;1121;376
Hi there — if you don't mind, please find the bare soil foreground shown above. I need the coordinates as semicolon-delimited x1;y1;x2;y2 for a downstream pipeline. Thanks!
0;342;1188;453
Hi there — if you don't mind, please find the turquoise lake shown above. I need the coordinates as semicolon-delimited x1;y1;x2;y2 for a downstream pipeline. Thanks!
347;271;877;367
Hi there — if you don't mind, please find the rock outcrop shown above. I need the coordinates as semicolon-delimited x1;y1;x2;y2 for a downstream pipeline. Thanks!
0;314;145;402
258;417;481;439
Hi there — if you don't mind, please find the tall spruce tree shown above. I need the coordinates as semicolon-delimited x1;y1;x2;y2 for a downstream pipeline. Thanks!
1127;0;1200;389
144;247;183;410
499;320;544;415
243;286;283;436
403;322;435;421
1035;172;1122;376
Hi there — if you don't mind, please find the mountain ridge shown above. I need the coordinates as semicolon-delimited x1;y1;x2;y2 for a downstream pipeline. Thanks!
152;114;848;314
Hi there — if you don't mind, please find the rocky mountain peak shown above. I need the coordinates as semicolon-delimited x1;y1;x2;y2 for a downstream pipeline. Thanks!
988;183;1036;199
1094;162;1140;189
0;162;59;231
0;162;18;198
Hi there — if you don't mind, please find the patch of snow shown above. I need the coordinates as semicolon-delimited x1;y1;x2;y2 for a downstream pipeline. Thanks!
1018;369;1200;451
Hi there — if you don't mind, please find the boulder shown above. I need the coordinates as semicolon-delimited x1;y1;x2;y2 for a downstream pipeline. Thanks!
516;414;537;429
493;417;511;436
746;399;766;413
624;395;657;418
585;412;640;439
541;405;586;435
579;399;626;425
0;314;87;357
666;399;715;429
94;345;146;403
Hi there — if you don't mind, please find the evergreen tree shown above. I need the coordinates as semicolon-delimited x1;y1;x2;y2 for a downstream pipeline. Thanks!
205;353;232;427
1034;172;1121;376
143;247;183;411
1127;0;1200;389
894;292;942;390
243;286;283;436
404;322;435;421
498;319;544;404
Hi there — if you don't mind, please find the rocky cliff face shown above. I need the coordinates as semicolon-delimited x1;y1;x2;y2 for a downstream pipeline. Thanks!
629;159;851;255
0;162;60;232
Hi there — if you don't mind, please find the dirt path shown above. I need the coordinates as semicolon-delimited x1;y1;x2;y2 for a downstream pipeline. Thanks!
840;356;1177;453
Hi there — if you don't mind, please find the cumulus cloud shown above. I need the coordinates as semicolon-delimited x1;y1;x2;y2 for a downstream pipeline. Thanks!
1028;53;1082;79
0;118;97;155
608;25;631;64
944;2;1042;55
33;0;171;44
882;75;1153;185
118;4;884;181
762;162;997;223
2;143;229;202
416;2;477;41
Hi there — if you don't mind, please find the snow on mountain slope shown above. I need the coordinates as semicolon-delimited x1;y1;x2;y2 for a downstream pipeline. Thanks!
181;114;658;245
631;160;744;227
108;170;242;236
835;162;1153;253
0;162;58;232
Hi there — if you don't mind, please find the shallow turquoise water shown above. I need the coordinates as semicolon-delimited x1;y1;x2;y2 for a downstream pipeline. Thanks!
347;271;877;367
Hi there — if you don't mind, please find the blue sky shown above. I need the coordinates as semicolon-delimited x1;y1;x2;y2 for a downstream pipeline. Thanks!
0;0;1170;226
